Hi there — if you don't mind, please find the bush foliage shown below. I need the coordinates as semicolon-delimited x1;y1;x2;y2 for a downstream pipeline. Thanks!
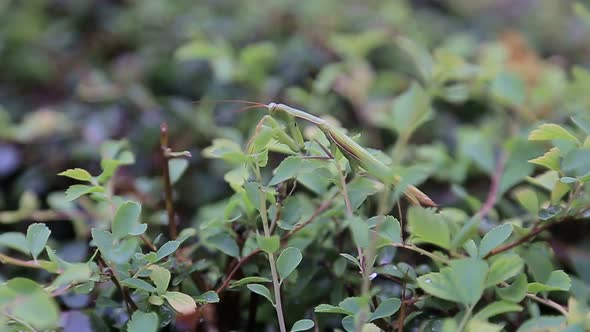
1;1;590;331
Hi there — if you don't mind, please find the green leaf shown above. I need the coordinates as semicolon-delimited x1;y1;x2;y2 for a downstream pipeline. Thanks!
458;128;495;173
0;278;59;330
466;320;504;332
339;297;365;315
64;184;104;201
268;156;304;186
202;139;251;164
529;147;561;171
91;228;137;264
195;291;220;304
148;295;164;306
0;232;29;254
373;216;402;244
112;201;142;239
527;270;571;294
257;235;280;254
297;167;333;194
572;113;590;135
162;291;196;315
291;319;315;332
451;215;481;250
408;206;450;249
98;150;134;183
121;278;157;293
26;223;50;260
347;177;381;209
498;139;539;196
52;263;91;288
149;266;171;295
479;223;513;258
112;238;138;264
473;301;522;321
417;258;488;306
175;40;226;61
516;316;566;332
340;253;362;270
91;228;113;256
349;216;370;249
538;206;562;220
342;316;355;332
207;233;239;257
496;274;527;303
528;123;580;144
156;240;180;261
389;83;432;137
314;304;352;315
247;284;274;305
127;311;158;332
129;223;148;236
369;298;401;322
562;148;590;177
277;247;303;281
58;168;93;182
522;243;555;283
169;158;189;184
486;253;524;287
513;188;539;215
551;180;570;204
395;36;433;83
230;276;272;288
464;240;478;258
491;72;526;107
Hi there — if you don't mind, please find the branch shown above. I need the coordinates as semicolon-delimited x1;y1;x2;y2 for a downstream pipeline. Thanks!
0;253;63;272
484;221;553;259
97;254;137;314
476;151;506;219
525;293;568;316
389;243;451;264
160;123;177;240
140;234;157;252
215;198;333;295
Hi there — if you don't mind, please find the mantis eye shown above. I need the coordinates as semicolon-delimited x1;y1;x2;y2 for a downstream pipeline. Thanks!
267;103;277;113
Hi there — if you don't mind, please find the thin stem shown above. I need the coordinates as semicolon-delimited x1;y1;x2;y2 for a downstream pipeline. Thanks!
457;303;475;332
338;167;353;217
476;151;506;219
254;166;287;332
284;198;333;240
216;197;333;295
389;243;451;265
397;274;408;332
140;234;157;252
336;163;362;269
336;163;368;332
484;221;554;259
0;253;63;272
525;293;568;316
215;249;261;294
160;123;177;240
4;313;38;332
97;254;137;314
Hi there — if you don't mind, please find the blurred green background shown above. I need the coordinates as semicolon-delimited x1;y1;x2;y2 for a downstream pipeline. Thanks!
1;0;588;219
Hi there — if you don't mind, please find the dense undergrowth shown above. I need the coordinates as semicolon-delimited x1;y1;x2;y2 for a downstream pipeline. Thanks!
1;1;590;331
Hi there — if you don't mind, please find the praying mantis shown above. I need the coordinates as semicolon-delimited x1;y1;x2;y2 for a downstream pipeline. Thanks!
237;101;436;207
